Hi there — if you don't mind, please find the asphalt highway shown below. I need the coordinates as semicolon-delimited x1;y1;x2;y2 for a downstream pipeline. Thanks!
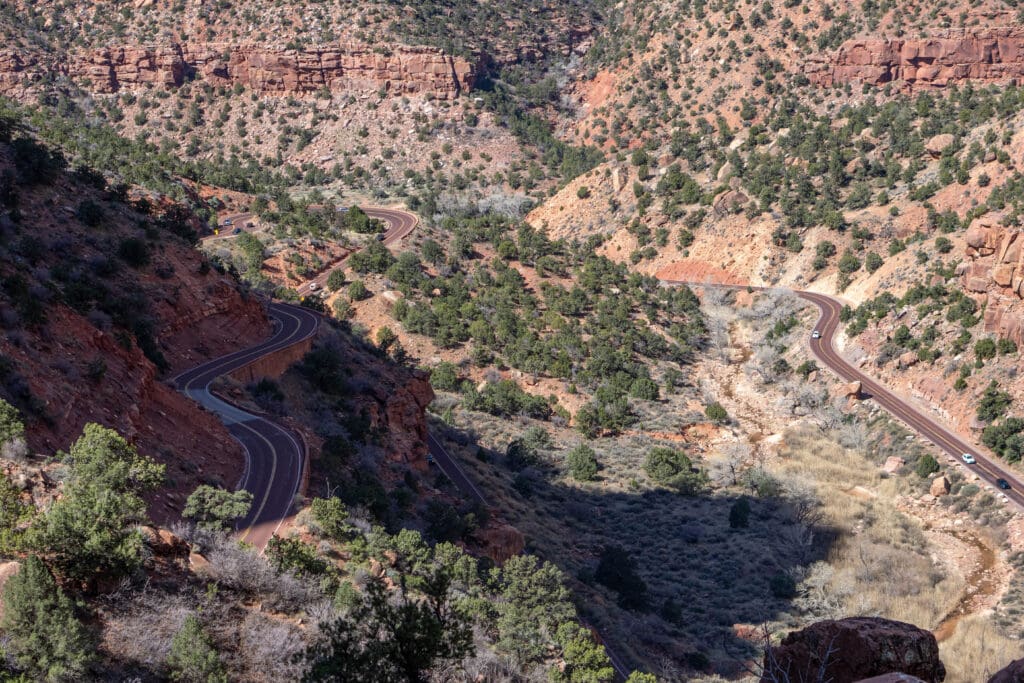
662;279;1024;511
174;208;417;548
172;302;321;548
295;207;418;296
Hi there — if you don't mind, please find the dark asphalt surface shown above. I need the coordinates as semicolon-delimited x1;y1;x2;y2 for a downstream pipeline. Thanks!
175;207;418;548
172;303;320;548
661;279;1024;512
296;207;418;296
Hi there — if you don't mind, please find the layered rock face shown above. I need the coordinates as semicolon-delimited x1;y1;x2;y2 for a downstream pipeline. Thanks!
761;617;946;683
808;28;1024;89
73;43;475;99
958;213;1024;345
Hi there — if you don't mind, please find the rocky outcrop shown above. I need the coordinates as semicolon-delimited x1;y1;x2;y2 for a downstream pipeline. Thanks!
959;213;1024;345
476;520;527;565
0;50;37;95
808;28;1024;90
990;658;1024;682
761;617;946;683
71;43;475;99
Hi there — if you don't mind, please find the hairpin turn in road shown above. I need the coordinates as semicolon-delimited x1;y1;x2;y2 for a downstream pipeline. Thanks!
174;207;417;548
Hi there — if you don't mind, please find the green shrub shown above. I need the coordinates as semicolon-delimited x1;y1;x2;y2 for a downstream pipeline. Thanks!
117;237;150;267
183;485;253;531
75;199;104;228
167;615;227;683
595;546;648;611
705;401;728;422
566;443;599;481
644;446;709;494
915;454;939;478
347;279;369;301
429;362;460;392
326;269;346;292
1;555;94;680
310;497;353;541
729;499;751;528
769;572;797;599
977;380;1012;422
975;337;997;360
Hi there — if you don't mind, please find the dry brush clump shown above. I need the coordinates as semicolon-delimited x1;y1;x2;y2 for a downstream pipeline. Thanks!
775;427;964;631
939;613;1022;683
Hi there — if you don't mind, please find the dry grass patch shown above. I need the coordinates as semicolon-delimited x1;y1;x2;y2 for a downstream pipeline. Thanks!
775;427;964;630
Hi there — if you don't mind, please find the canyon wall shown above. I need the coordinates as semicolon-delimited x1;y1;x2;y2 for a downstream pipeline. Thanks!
808;28;1024;89
958;212;1024;345
69;43;475;99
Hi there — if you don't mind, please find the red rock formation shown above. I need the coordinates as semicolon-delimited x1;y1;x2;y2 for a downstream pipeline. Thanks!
70;43;475;99
476;520;527;564
808;28;1024;90
358;369;435;470
959;212;1024;345
761;617;946;683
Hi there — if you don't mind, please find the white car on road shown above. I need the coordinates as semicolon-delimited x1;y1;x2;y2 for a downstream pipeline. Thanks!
811;330;821;339
962;453;976;465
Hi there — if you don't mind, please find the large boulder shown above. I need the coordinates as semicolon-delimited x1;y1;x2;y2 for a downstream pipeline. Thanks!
990;657;1024;682
760;617;946;683
930;475;951;497
925;133;955;157
882;456;906;474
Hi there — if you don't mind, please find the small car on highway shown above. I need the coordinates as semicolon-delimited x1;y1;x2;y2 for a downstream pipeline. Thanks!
997;478;1012;490
811;330;821;339
961;453;976;465
307;282;319;291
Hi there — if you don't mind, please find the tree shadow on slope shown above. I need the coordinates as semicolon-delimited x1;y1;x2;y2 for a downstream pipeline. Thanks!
430;426;839;678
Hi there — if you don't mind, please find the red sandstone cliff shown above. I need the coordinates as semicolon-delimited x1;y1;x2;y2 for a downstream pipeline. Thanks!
808;28;1024;89
20;42;476;99
958;212;1024;345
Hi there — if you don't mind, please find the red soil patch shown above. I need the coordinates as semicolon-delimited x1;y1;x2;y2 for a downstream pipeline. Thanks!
655;260;748;286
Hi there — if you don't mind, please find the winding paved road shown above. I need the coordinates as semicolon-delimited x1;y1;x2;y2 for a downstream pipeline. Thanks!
663;279;1024;511
172;302;320;548
296;207;418;296
175;207;418;548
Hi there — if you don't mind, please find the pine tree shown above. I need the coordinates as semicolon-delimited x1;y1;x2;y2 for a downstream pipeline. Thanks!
166;614;227;683
1;555;94;681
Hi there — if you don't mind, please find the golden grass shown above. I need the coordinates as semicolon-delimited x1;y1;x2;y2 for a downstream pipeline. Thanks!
775;427;966;631
939;613;1023;682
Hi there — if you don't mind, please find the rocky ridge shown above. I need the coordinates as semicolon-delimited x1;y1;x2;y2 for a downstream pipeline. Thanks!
809;28;1024;89
1;42;476;99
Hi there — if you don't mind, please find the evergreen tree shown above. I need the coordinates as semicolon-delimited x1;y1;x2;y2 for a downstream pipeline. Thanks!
26;424;164;582
1;555;94;681
551;622;615;683
166;614;228;683
183;485;253;532
566;444;599;481
304;575;472;683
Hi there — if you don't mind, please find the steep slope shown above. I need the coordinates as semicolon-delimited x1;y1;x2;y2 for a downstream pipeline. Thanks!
0;117;270;522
